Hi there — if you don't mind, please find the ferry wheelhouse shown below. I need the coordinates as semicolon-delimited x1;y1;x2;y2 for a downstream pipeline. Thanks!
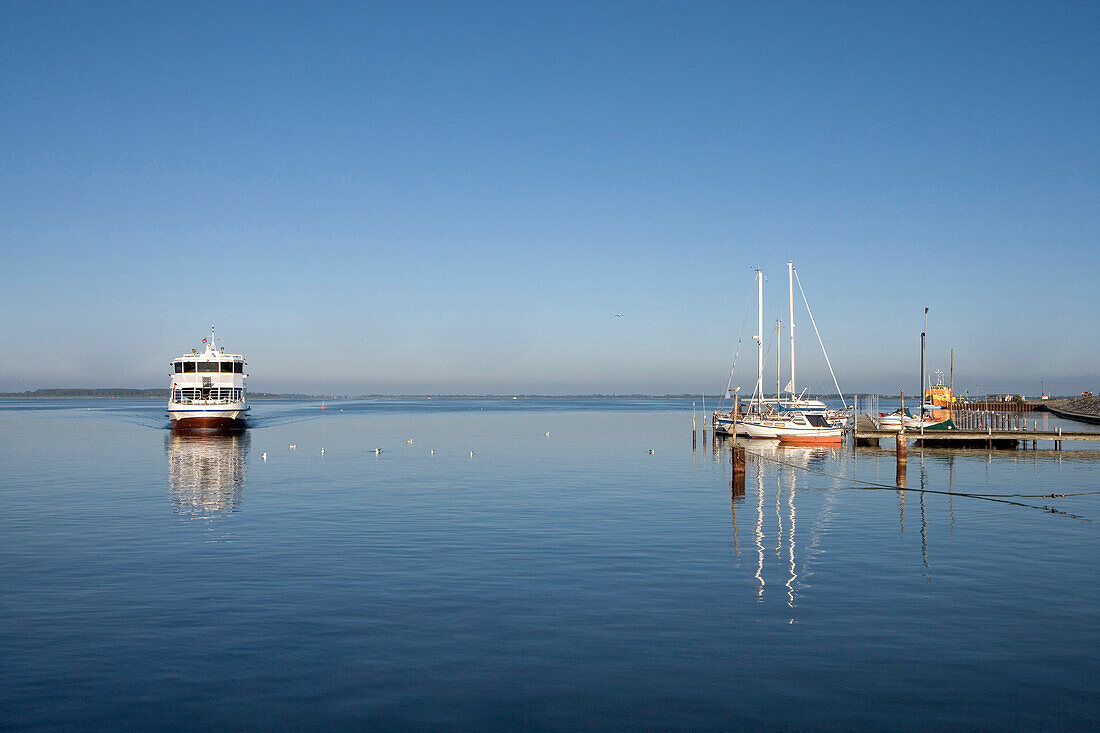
168;327;248;431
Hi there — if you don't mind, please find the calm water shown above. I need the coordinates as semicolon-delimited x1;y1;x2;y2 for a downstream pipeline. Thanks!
2;398;1098;730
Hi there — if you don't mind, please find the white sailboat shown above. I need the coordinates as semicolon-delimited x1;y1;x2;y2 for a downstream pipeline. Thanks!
714;262;846;443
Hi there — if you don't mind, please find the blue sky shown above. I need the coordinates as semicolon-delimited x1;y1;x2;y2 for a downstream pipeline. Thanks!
2;1;1097;396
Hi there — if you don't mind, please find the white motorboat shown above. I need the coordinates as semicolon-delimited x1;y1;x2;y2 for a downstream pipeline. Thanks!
877;407;953;432
740;410;844;444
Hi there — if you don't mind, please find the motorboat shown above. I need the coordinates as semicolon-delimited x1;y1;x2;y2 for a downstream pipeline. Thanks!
877;407;954;432
745;409;844;444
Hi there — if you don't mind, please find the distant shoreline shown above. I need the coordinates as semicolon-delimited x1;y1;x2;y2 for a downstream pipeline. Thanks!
2;389;1086;401
2;390;730;400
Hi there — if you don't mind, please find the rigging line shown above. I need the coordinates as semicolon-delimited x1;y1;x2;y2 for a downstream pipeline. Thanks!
745;451;1091;520
723;284;757;403
793;269;847;410
976;490;1100;498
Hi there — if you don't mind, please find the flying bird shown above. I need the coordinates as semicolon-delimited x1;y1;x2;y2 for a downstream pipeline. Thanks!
610;313;626;319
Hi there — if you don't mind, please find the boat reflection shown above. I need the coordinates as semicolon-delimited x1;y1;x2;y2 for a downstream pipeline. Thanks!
720;436;826;609
166;432;248;516
721;433;849;603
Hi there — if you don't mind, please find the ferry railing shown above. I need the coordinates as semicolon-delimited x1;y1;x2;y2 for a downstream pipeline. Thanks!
170;395;245;406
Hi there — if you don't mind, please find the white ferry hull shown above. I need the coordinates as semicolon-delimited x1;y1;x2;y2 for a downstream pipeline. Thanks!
169;405;247;432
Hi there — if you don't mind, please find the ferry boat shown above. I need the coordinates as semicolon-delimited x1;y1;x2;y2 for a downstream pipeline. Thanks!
168;327;248;431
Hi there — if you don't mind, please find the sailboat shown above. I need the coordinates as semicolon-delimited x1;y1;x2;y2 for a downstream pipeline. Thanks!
714;262;846;443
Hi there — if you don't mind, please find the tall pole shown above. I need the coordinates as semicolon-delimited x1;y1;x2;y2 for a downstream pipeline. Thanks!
776;319;782;400
787;260;795;401
754;268;764;405
920;307;928;420
949;348;954;406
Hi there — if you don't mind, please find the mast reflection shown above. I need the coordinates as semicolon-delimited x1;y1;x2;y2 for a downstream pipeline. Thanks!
723;439;843;609
166;432;248;516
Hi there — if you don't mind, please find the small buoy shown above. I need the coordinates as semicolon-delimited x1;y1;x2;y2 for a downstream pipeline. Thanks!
321;401;325;410
649;449;654;455
261;452;267;461
375;448;382;454
289;444;296;450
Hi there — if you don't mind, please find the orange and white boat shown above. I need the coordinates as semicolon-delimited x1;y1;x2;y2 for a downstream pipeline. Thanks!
925;369;955;407
771;411;844;445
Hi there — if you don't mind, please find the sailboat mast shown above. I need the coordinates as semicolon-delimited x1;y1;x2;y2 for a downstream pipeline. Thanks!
776;320;782;400
754;268;764;404
920;308;928;419
787;261;795;401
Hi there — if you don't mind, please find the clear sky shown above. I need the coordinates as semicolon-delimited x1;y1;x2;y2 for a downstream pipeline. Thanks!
2;1;1097;396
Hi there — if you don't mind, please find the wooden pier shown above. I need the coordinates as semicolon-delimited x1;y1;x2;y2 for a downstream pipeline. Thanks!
853;414;1100;450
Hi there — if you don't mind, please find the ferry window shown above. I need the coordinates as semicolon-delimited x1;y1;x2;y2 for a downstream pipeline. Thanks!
220;362;233;373
234;362;244;373
174;362;183;373
198;362;218;372
183;362;196;373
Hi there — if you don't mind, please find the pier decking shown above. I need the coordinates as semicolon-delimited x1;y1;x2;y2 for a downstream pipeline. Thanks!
853;414;1100;449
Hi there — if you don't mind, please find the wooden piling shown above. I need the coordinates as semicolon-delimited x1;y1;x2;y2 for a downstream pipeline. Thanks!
732;445;746;493
731;393;745;494
692;402;697;450
896;390;907;484
896;390;908;460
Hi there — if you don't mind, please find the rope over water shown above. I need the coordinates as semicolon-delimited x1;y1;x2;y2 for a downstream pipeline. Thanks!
743;450;1092;522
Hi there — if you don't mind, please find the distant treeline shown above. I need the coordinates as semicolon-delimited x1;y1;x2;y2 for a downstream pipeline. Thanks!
0;388;318;399
1;388;169;398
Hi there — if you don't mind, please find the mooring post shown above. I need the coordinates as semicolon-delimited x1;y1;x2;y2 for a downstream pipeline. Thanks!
702;394;707;442
896;389;907;485
732;445;745;494
731;394;745;495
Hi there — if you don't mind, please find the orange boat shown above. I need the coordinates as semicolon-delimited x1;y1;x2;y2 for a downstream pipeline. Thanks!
777;432;843;446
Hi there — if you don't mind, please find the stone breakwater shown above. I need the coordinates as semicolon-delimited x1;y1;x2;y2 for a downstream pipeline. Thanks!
1045;396;1100;418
